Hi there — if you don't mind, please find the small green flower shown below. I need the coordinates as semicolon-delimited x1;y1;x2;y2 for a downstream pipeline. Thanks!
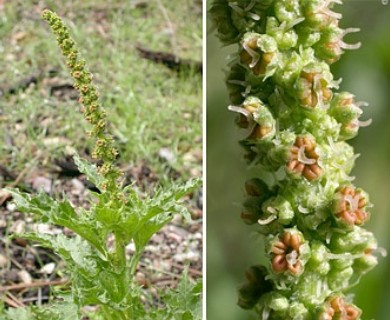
240;33;278;77
229;96;276;140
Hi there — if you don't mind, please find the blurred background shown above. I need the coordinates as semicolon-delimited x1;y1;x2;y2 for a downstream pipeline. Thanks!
207;1;390;319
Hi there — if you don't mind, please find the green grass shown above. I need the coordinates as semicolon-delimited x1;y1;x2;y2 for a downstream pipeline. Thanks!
0;0;202;182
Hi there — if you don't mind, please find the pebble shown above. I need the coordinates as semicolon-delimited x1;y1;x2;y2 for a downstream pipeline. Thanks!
158;148;175;163
167;232;182;243
39;262;56;275
5;269;19;283
18;270;32;284
135;272;148;288
0;219;6;228
150;234;164;243
167;225;189;238
125;241;136;254
6;202;17;212
10;220;25;234
173;251;200;263
0;254;8;268
31;176;52;193
71;178;85;193
183;152;197;163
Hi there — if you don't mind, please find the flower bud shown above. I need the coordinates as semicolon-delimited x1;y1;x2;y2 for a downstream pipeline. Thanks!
240;33;278;77
237;265;272;309
266;17;299;50
261;196;294;226
231;96;276;141
244;178;270;198
288;302;309;319
294;272;329;306
274;0;302;23
353;249;378;276
269;292;289;313
314;26;361;64
241;197;263;225
295;65;333;109
329;92;369;140
328;266;353;291
330;226;377;254
307;241;330;275
226;63;247;105
209;1;240;45
302;0;341;30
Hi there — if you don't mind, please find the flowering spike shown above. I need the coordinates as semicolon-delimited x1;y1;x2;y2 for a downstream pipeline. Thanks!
211;0;382;318
41;9;121;191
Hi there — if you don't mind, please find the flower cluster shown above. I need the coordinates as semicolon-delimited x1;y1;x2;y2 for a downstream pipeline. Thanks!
211;0;382;318
42;10;121;191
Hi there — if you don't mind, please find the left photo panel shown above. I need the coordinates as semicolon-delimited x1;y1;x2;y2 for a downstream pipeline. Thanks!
0;1;203;319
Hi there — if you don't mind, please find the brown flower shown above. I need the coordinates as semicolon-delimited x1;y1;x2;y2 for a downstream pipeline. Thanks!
286;136;322;181
321;296;360;320
333;186;368;225
248;124;273;140
298;71;332;108
271;232;302;275
240;37;274;76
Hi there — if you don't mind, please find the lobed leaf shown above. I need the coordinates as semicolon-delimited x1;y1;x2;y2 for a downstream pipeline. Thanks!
73;154;104;190
157;269;202;320
8;188;107;256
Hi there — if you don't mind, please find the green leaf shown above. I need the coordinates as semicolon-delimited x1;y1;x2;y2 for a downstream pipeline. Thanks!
73;154;104;189
121;178;201;248
95;205;122;228
8;189;107;256
158;269;202;320
20;233;101;277
17;233;117;307
33;294;80;320
1;294;80;320
151;178;201;222
3;308;34;320
132;211;172;250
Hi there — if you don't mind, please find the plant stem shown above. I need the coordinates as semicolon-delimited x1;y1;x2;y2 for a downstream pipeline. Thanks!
129;250;143;278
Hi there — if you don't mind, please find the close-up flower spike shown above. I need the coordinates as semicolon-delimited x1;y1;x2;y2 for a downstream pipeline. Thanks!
211;0;383;318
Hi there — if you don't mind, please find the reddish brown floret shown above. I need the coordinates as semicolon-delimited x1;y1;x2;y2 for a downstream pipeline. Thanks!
271;232;302;275
286;136;322;181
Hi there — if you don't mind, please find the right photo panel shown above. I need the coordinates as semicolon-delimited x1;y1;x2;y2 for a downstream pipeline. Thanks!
207;1;390;319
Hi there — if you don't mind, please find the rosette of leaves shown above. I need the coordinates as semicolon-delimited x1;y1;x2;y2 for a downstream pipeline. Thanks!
3;10;201;320
211;1;383;319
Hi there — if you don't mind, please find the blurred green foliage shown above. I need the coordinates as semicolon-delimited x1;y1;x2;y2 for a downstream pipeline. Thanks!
207;1;390;319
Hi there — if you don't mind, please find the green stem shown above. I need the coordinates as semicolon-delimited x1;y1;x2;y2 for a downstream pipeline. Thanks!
129;249;143;277
114;233;127;268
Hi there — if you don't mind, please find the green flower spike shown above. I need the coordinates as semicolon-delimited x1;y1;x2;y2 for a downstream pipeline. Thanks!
41;9;121;192
211;0;384;319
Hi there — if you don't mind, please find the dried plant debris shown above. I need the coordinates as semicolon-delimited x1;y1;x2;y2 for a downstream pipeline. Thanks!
136;46;202;74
